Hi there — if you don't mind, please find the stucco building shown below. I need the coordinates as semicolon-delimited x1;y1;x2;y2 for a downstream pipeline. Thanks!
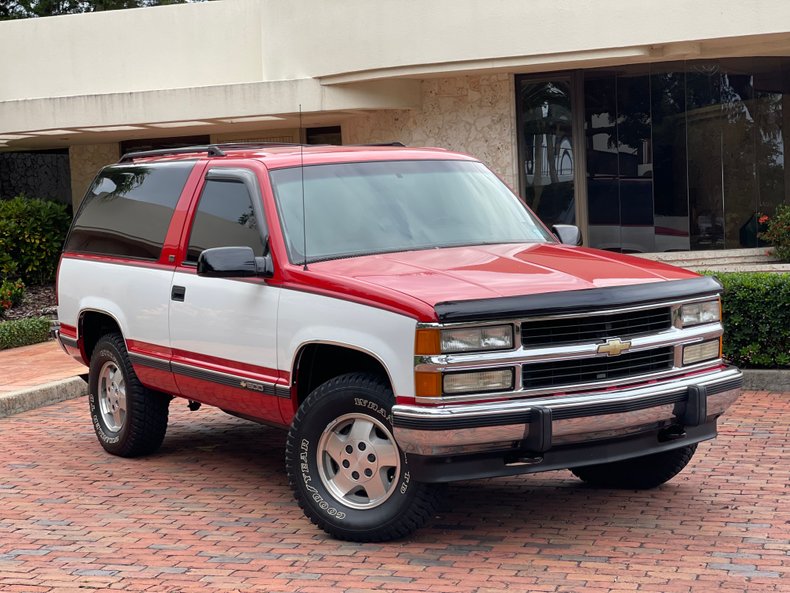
1;0;789;252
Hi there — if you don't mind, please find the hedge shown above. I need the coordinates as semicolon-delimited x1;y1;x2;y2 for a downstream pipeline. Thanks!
0;317;51;350
0;196;71;285
705;272;790;369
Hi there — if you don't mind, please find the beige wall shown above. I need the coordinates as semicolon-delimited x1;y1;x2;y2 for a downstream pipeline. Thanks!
0;1;263;101
69;143;119;210
344;75;518;190
3;0;788;101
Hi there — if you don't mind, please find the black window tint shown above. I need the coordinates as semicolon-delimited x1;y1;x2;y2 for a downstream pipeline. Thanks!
186;179;264;262
65;162;193;260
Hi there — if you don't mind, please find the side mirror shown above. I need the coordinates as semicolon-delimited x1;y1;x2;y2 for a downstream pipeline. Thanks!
197;247;273;278
552;224;583;246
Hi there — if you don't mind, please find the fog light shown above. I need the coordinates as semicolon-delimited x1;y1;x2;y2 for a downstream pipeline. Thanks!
443;368;514;395
683;339;721;366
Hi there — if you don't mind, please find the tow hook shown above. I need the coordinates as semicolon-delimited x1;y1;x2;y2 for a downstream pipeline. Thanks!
658;425;687;442
188;400;201;411
505;455;543;467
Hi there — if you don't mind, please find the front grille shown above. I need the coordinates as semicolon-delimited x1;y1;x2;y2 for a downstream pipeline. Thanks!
522;347;674;390
521;307;672;347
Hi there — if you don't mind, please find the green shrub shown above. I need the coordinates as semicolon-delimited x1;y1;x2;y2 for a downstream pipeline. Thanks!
0;196;71;285
0;317;51;350
704;271;790;368
0;279;25;313
758;204;790;262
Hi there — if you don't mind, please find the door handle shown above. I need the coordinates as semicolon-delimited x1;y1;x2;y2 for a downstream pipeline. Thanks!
171;285;186;302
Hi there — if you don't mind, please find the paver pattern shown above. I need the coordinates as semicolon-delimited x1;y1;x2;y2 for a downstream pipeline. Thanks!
0;390;787;593
0;341;84;395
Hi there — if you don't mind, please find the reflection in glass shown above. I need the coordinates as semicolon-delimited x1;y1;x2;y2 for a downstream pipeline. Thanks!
65;162;193;260
520;58;788;253
517;79;575;226
721;66;758;248
584;73;622;250
616;73;655;252
187;180;265;263
686;63;724;249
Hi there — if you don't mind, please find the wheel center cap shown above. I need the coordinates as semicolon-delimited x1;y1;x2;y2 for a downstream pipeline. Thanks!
342;441;379;482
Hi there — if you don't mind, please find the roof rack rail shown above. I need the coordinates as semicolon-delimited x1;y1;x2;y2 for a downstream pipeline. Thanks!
356;142;406;147
212;142;312;150
119;145;226;163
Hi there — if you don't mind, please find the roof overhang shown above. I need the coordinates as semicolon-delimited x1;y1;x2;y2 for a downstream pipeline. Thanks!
0;78;421;151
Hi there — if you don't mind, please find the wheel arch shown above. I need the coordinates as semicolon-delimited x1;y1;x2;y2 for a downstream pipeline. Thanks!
78;308;125;364
291;341;395;408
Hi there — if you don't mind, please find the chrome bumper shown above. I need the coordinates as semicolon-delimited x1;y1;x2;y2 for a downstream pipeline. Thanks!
392;367;742;456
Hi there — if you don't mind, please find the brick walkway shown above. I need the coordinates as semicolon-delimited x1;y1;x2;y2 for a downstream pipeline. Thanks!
0;391;787;593
0;341;85;395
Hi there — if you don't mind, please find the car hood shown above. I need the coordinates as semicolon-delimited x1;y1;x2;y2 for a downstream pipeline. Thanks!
304;243;699;316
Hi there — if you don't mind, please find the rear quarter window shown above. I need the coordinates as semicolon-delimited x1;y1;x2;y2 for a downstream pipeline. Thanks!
64;162;194;260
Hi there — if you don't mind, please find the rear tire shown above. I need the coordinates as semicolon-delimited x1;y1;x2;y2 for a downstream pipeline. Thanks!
571;444;698;489
285;372;440;542
88;333;169;457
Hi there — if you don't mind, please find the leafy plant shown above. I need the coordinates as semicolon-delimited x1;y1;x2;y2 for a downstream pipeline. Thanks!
0;279;25;313
705;272;790;368
758;204;790;262
0;316;50;350
0;196;71;285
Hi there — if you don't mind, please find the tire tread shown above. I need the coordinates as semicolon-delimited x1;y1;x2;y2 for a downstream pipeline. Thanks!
285;372;440;542
90;333;169;458
570;444;698;489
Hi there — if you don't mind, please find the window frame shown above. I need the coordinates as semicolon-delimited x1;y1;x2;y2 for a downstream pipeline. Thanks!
181;167;269;267
64;161;195;261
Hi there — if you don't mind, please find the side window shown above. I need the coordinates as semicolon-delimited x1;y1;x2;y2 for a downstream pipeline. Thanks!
185;178;264;263
65;162;194;260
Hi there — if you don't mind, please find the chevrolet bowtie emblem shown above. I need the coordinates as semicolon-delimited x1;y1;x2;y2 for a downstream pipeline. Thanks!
597;338;632;357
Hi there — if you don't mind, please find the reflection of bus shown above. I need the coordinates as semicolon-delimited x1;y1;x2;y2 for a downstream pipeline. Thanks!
587;178;690;253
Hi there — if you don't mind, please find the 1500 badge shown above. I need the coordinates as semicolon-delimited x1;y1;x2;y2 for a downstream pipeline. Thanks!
239;380;266;393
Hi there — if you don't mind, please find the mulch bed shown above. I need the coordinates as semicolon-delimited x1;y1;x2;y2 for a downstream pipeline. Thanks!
2;285;57;321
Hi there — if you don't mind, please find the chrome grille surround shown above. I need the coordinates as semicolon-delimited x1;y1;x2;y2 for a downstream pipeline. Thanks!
415;295;723;404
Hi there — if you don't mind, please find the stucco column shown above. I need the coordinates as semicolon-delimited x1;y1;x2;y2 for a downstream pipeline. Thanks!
69;143;120;211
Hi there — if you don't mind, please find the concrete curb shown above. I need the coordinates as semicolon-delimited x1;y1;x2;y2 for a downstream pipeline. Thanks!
0;376;87;418
742;369;790;392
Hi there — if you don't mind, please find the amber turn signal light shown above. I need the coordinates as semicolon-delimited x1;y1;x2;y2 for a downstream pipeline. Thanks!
414;371;442;397
415;329;440;356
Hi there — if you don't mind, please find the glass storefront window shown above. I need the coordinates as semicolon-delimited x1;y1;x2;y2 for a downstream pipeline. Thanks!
517;58;789;253
516;79;575;227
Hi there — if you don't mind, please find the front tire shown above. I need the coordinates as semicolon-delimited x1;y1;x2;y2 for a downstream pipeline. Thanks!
571;444;698;489
88;333;169;457
285;372;439;542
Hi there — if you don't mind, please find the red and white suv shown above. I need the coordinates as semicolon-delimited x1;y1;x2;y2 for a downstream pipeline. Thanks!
55;143;741;541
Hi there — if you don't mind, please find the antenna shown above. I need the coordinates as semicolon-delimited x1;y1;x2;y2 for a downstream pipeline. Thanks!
299;104;308;270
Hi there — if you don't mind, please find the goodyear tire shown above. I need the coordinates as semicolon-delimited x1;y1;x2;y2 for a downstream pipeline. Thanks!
88;333;169;457
285;372;439;541
571;444;698;489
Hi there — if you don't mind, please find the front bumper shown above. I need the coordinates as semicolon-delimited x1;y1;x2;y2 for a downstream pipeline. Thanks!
393;366;742;481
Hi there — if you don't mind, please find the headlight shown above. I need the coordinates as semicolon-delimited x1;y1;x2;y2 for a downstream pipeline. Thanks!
682;339;721;365
440;325;513;353
443;368;514;394
680;299;721;327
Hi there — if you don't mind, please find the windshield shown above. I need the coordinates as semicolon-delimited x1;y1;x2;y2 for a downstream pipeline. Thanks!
270;159;553;264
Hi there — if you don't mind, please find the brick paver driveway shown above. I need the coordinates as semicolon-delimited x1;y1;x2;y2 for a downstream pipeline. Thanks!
1;390;787;593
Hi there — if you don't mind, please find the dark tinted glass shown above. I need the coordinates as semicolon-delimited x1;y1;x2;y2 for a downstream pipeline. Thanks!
585;73;621;248
65;162;193;259
686;63;724;249
517;79;575;226
186;179;264;263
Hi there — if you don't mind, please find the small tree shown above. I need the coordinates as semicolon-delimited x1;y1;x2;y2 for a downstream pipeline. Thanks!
0;0;198;20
